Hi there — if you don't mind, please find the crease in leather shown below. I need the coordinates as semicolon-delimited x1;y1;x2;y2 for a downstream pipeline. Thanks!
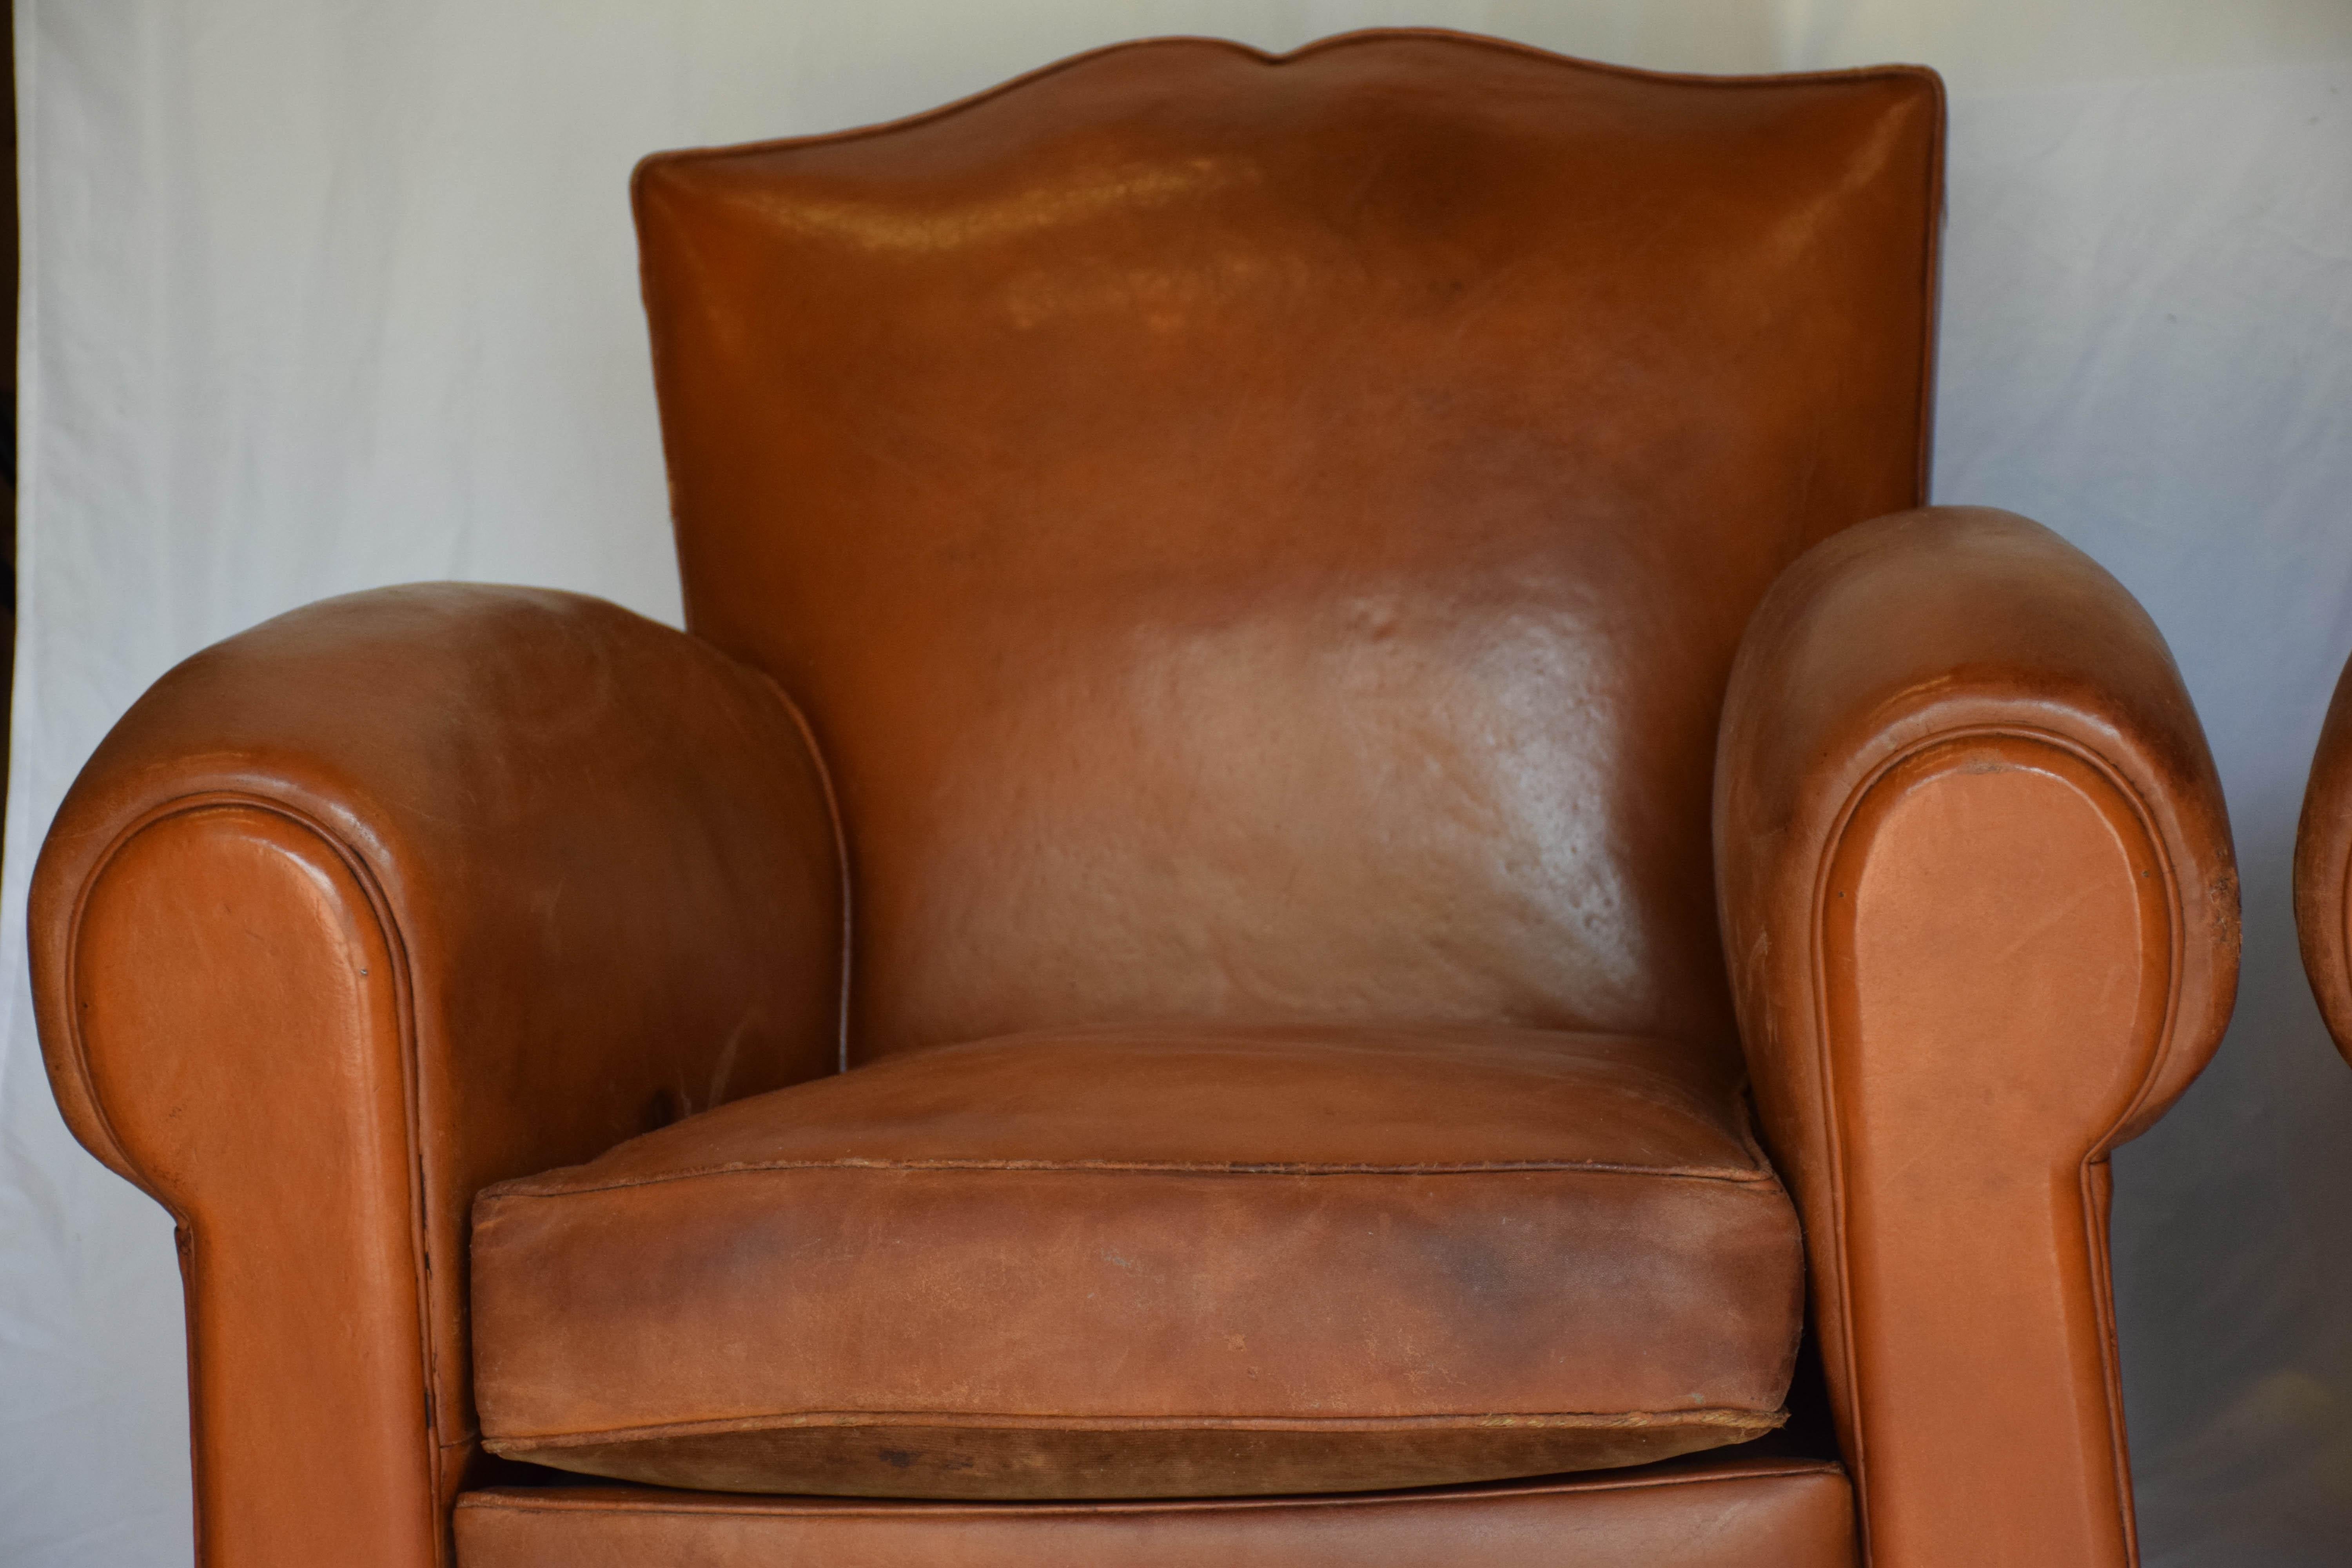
482;1421;1781;1502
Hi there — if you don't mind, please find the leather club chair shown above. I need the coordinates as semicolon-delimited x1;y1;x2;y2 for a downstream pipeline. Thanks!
2296;657;2352;1063
29;29;2240;1568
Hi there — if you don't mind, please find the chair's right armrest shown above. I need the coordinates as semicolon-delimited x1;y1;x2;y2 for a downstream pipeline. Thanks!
2295;653;2352;1063
1715;506;2237;1568
29;584;844;1568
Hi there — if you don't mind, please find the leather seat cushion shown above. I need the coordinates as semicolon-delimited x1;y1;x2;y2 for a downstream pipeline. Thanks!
470;1025;1803;1499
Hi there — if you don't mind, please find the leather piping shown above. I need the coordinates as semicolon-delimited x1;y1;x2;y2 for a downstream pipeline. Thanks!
631;27;1946;567
56;791;445;1562
749;666;854;1073
1911;61;1945;503
1808;723;2182;1563
633;28;1944;179
489;1156;1779;1201
490;1405;1784;1453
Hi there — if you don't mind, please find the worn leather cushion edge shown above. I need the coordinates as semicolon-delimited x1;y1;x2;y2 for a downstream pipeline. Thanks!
483;1407;1784;1499
454;1455;1857;1568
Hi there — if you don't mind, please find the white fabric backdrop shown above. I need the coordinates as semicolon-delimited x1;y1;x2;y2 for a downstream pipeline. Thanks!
7;3;2351;1562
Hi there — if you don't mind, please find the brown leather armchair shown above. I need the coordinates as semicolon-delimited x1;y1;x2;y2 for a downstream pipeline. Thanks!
28;30;2239;1568
2295;658;2352;1060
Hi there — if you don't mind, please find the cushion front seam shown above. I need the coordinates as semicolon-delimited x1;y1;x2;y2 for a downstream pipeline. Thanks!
484;1154;1777;1201
452;1456;1841;1518
486;1404;1788;1450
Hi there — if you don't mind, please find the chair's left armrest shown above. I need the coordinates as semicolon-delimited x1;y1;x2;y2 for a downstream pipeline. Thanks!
1715;506;2237;1568
2294;654;2352;1062
29;584;844;1568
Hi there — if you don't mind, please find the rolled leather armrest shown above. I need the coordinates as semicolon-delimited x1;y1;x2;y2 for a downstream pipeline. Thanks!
2294;654;2352;1062
29;585;844;1568
1715;507;2237;1568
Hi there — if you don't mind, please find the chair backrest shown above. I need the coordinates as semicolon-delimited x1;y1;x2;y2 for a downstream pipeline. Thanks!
635;30;1942;1066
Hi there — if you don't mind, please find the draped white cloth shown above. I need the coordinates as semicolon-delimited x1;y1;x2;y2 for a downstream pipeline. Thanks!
7;4;2349;1562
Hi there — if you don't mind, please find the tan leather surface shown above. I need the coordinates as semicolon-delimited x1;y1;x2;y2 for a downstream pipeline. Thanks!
27;586;844;1567
471;1025;1801;1497
1716;506;2240;1568
2294;651;2352;1062
453;1455;1859;1568
636;29;1942;1066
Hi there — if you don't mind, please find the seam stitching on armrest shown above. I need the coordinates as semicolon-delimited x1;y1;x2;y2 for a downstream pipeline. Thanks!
747;667;853;1074
1807;721;2179;1565
59;789;451;1559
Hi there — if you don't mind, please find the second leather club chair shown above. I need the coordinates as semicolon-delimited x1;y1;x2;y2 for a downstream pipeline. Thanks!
2296;663;2352;1061
27;29;2239;1568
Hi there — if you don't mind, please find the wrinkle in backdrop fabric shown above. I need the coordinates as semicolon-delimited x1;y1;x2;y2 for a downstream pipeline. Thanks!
5;4;2352;1564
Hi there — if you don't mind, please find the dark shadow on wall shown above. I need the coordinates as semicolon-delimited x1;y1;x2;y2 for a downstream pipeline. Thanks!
2117;778;2352;1566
